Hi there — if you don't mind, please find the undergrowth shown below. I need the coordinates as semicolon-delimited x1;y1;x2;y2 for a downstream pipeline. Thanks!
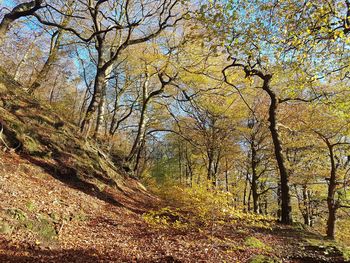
143;180;275;230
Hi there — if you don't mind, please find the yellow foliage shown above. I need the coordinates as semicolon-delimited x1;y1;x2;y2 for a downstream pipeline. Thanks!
147;180;275;230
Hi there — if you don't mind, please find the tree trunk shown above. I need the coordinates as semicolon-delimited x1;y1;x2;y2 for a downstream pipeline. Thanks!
225;159;229;192
243;170;249;212
93;89;106;138
127;71;150;162
48;75;59;104
326;141;338;239
80;68;106;136
133;131;146;175
28;9;72;94
327;206;337;239
13;40;37;82
251;140;259;213
262;75;292;224
94;63;113;138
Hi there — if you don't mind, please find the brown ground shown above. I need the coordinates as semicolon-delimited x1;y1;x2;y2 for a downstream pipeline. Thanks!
0;153;348;263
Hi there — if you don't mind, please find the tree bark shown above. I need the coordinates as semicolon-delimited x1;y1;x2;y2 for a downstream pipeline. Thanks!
326;141;338;239
261;74;292;224
28;7;73;94
80;68;107;136
251;141;259;213
127;71;150;162
94;63;113;138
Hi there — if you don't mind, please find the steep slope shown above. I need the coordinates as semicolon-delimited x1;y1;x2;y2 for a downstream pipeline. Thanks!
0;67;161;259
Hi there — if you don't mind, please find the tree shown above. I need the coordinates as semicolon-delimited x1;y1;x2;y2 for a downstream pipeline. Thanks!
28;1;74;94
0;0;43;44
310;111;350;239
32;0;186;136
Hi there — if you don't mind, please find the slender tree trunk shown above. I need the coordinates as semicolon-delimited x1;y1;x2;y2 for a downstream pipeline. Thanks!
248;187;252;212
79;86;90;126
243;170;249;212
207;152;214;186
178;143;183;184
128;72;150;162
28;11;71;94
225;158;229;192
13;40;36;82
301;185;312;226
251;140;259;213
262;75;292;224
326;141;338;239
48;75;59;104
133;132;146;175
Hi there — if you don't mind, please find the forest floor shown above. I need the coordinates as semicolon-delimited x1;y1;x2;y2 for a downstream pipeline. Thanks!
0;153;349;263
0;68;349;262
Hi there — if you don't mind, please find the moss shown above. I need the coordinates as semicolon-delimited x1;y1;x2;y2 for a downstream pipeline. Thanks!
22;136;42;154
7;208;27;222
0;221;13;235
36;218;57;240
245;237;271;251
74;212;88;222
26;201;36;212
26;214;58;241
248;255;281;263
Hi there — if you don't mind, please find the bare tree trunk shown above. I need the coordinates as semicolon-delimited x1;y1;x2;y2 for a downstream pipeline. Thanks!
128;71;150;161
28;12;71;94
81;67;106;136
133;132;146;175
178;143;183;184
49;75;59;104
243;170;249;212
13;40;37;81
248;187;252;212
261;75;292;224
94;89;106;138
225;158;229;192
94;63;113;138
326;141;338;239
250;140;259;213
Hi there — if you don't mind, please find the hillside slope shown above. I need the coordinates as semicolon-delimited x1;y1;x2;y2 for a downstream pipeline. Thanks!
0;69;349;262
